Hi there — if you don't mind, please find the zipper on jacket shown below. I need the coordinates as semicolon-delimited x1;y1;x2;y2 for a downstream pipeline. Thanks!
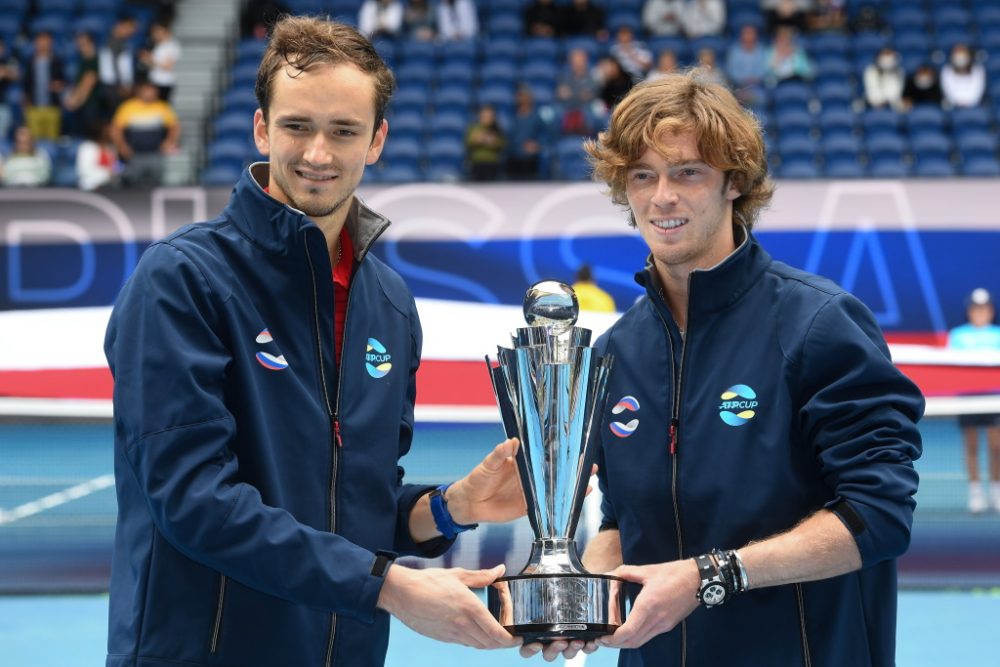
795;584;813;667
304;238;340;667
652;292;689;666
209;574;227;654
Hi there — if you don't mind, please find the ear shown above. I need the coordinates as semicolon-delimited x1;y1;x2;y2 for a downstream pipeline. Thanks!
366;118;388;166
725;176;741;202
252;108;269;156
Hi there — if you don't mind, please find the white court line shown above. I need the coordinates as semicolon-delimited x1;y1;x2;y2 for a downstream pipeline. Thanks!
0;474;115;525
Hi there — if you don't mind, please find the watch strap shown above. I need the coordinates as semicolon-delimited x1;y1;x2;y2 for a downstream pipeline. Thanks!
428;484;478;540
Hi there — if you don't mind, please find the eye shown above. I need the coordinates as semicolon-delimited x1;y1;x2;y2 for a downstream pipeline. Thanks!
284;123;307;133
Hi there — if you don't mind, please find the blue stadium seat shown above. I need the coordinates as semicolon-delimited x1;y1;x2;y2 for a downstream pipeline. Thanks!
974;6;1000;28
426;136;465;163
426;163;463;183
853;31;889;60
480;61;517;86
910;131;952;158
380;164;422;184
822;133;863;160
979;27;1000;52
236;39;267;66
824;158;867;178
476;83;516;114
428;112;468;140
231;63;259;88
815;56;853;82
907;106;946;134
955;131;998;162
433;86;473;115
607;11;641;32
202;164;243;186
487;13;523;38
861;108;901;134
74;14;113;42
555;155;591;181
222;88;259;114
30;13;71;38
887;7;928;31
438;39;478;65
214;112;252;143
562;37;604;62
816;81;856;107
819;107;857;134
208;138;252;165
391;86;430;114
893;29;930;56
381;137;422;169
775;108;815;134
36;0;76;13
961;156;1000;177
869;159;912;178
480;38;521;64
866;132;907;161
913;157;957;177
437;62;475;87
523;38;560;63
932;6;971;30
400;39;436;66
779;159;821;178
387;111;424;139
647;36;688;62
778;135;819;162
520;61;558;87
772;81;814;110
949;106;993;131
729;9;765;33
690;35;728;57
526;82;555;105
804;32;851;58
396;62;434;86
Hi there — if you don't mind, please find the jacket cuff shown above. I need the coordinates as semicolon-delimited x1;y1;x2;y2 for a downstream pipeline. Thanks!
354;552;395;624
393;484;456;557
825;495;913;566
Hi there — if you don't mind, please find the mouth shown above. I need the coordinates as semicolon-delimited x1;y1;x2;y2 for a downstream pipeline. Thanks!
295;169;338;183
649;218;688;231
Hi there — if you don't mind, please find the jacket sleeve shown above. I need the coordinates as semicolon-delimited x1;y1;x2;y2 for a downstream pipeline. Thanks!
105;242;390;623
391;297;453;557
796;292;924;567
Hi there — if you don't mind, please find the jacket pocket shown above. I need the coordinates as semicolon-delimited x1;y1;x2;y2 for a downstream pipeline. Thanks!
210;574;228;653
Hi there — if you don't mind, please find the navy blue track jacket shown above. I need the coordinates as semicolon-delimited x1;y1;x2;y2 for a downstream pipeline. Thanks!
594;231;924;666
104;165;447;667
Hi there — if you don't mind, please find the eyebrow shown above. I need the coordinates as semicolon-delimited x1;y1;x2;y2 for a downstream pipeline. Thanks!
274;115;365;127
629;159;707;170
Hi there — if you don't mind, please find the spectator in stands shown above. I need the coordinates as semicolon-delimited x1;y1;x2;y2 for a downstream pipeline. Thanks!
695;48;728;87
561;0;608;40
140;21;182;102
763;0;811;35
403;0;436;41
0;37;19;142
848;4;886;34
76;120;120;190
99;16;139;116
437;0;478;41
726;24;767;103
681;0;727;39
240;0;289;39
940;43;985;109
902;63;943;110
506;85;550;180
610;26;653;82
465;104;504;181
948;288;1000;513
110;78;180;187
556;48;599;135
64;32;103;139
863;47;905;112
807;0;846;33
642;0;686;37
597;57;634;111
21;31;65;141
0;125;52;186
764;26;813;87
646;48;679;82
127;0;178;23
359;0;404;39
572;264;616;313
524;0;562;38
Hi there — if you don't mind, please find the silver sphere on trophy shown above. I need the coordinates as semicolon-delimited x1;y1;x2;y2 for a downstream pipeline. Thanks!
485;280;625;643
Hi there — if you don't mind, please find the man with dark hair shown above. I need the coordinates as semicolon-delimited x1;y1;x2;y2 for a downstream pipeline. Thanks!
523;71;924;664
105;16;521;667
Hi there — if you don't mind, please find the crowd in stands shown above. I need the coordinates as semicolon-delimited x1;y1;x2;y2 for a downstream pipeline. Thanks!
0;0;181;189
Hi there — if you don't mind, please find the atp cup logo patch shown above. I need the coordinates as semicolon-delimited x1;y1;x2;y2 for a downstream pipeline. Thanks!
609;395;640;438
254;328;288;371
719;384;758;426
366;338;393;379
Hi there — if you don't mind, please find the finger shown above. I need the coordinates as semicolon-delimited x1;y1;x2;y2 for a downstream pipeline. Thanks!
591;463;598;476
582;640;600;654
454;564;506;588
483;438;519;471
561;640;585;659
520;642;544;658
542;640;569;661
467;604;519;648
610;564;644;583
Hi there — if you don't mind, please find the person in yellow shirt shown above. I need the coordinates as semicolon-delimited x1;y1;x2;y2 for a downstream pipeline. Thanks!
109;78;180;187
572;264;616;312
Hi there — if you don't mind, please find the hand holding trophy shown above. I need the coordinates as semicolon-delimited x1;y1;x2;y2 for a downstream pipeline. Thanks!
485;280;626;644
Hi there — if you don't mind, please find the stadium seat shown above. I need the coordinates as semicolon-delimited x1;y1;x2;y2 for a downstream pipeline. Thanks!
869;159;912;178
729;9;766;33
480;38;521;65
231;63;259;88
818;107;857;134
949;106;993;131
74;15;113;42
214;111;253;142
208;138;251;165
861;108;901;134
555;155;591;181
822;133;863;161
35;0;75;13
523;38;560;63
778;135;819;162
853;31;889;60
690;35;728;57
913;157;957;177
487;13;522;38
893;29;930;56
911;131;952;162
607;11;641;32
387;111;424;140
236;39;267;66
400;39;435;66
804;32;851;58
932;6;971;30
955;131;998;162
29;13;71;38
772;81;814;110
520;60;558;88
433;86;473;116
437;62;475;87
974;6;1000;28
391;86;429;114
907;106;946;134
202;164;243;186
427;112;468;140
961;156;1000;177
824;158;867;178
887;7;928;31
379;163;422;183
476;83;516;114
816;81;856;108
778;159;821;178
426;163;463;183
426;137;465;164
647;36;688;62
396;62;434;87
775;108;815;134
222;88;259;114
935;30;976;55
866;132;907;162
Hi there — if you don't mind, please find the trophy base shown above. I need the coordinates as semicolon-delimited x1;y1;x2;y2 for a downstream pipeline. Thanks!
487;573;625;644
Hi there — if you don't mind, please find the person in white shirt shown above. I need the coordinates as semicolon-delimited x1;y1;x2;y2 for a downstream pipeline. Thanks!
682;0;726;38
358;0;404;39
863;47;905;111
1;125;51;187
642;0;685;37
941;43;985;109
141;21;181;102
437;0;478;41
76;121;120;191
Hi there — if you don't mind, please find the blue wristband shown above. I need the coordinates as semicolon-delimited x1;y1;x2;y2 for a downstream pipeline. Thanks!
429;484;478;540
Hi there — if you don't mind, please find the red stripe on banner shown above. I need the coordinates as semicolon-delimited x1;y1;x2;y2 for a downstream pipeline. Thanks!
0;368;113;399
3;360;998;404
897;364;1000;397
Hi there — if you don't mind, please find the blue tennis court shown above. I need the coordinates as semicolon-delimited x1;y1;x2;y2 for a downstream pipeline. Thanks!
2;419;999;664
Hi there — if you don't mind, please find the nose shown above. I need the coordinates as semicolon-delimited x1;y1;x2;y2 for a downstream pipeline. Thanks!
302;132;334;167
650;175;679;208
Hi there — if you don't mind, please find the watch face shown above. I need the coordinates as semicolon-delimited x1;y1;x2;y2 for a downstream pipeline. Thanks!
701;583;727;606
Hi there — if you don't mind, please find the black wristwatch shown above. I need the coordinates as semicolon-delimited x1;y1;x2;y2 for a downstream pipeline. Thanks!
695;553;730;608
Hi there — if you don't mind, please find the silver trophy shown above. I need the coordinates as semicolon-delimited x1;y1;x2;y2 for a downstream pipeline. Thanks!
485;280;625;643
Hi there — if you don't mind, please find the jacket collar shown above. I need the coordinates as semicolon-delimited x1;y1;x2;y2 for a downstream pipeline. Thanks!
225;162;391;262
636;225;772;315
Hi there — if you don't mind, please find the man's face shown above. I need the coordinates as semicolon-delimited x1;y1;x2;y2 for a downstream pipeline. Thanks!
625;131;740;278
253;62;386;224
968;303;995;327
